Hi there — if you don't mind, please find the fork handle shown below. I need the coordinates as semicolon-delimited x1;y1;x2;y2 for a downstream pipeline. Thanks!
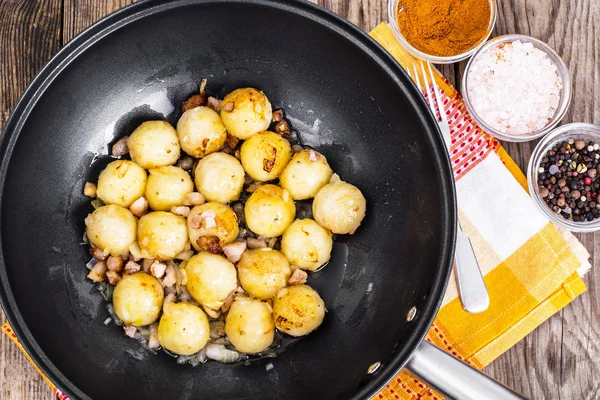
455;223;490;313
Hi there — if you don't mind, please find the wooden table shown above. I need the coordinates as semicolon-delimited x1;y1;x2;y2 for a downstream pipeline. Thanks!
0;1;598;399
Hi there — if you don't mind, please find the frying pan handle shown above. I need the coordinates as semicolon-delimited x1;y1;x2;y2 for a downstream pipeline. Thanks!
406;341;527;400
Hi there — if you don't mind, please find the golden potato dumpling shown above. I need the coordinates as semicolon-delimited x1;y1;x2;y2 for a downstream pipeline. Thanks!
225;298;275;354
145;166;194;211
158;302;210;355
237;248;292;300
240;131;292;182
273;285;325;337
244;184;295;238
279;149;333;200
281;219;333;271
194;152;245;203
113;272;163;326
177;106;227;158
220;88;272;140
312;181;366;234
85;205;137;256
185;252;237;310
138;211;188;261
187;202;239;252
96;160;147;207
127;120;180;169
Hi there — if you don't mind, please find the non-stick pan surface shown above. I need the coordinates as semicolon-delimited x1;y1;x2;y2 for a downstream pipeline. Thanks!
0;1;455;399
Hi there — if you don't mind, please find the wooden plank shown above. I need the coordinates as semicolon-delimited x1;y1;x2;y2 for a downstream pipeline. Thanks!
63;0;134;43
0;1;598;400
0;0;63;127
553;4;600;392
478;1;600;399
0;1;63;398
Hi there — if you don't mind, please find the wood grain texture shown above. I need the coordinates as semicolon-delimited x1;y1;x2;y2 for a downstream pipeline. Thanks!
63;0;134;43
478;2;600;400
0;2;63;399
0;1;598;399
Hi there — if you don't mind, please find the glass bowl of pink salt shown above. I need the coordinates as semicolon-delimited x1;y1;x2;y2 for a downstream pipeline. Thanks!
462;34;572;142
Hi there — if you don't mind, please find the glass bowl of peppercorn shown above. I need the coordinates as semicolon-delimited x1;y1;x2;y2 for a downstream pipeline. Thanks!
528;123;600;232
388;0;497;64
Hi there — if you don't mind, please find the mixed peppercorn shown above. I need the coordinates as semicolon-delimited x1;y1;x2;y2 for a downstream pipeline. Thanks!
537;139;600;222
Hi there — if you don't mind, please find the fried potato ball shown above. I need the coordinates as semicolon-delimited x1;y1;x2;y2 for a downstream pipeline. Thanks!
194;152;245;203
244;184;295;238
240;131;292;182
96;160;147;208
273;285;325;337
185;252;237;310
138;212;188;261
187;202;239;252
85;204;137;256
220;88;272;140
145;166;194;211
237;248;292;300
312;180;366;234
127;120;180;168
177;106;227;158
281;219;333;271
225;298;275;354
113;272;163;326
158;302;210;355
279;149;332;200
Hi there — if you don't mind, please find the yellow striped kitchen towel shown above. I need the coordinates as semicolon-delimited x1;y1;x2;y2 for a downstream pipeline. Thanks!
0;22;591;400
369;23;590;399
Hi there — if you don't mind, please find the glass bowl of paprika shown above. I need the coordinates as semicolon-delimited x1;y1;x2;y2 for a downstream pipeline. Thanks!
388;0;497;64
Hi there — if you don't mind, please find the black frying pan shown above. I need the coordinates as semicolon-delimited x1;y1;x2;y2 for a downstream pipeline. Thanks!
0;1;522;399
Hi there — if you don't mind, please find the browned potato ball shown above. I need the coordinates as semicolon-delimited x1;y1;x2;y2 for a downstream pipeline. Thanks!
240;131;293;182
176;106;227;158
138;211;188;261
244;184;295;238
225;298;275;354
185;252;237;310
187;202;239;252
113;272;163;326
145;166;194;211
273;285;325;337
237;248;292;300
158;302;210;355
220;88;272;140
127;121;180;168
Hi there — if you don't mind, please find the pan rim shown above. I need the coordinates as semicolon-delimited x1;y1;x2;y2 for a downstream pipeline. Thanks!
0;1;456;399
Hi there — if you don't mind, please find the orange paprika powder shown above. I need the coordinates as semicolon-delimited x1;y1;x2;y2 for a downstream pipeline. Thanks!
397;0;492;57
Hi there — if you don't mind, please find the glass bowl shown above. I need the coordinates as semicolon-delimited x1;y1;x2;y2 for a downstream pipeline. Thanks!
527;123;600;232
387;0;497;64
462;34;572;142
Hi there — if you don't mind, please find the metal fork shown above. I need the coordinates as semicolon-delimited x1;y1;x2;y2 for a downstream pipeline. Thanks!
411;62;490;314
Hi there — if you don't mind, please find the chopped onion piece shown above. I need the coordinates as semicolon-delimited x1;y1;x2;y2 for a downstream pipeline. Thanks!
83;182;97;198
148;323;160;350
171;206;190;217
151;261;166;279
129;196;148;217
175;249;194;261
124;325;137;338
128;242;143;261
205;344;241;364
162;263;177;287
223;241;247;263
